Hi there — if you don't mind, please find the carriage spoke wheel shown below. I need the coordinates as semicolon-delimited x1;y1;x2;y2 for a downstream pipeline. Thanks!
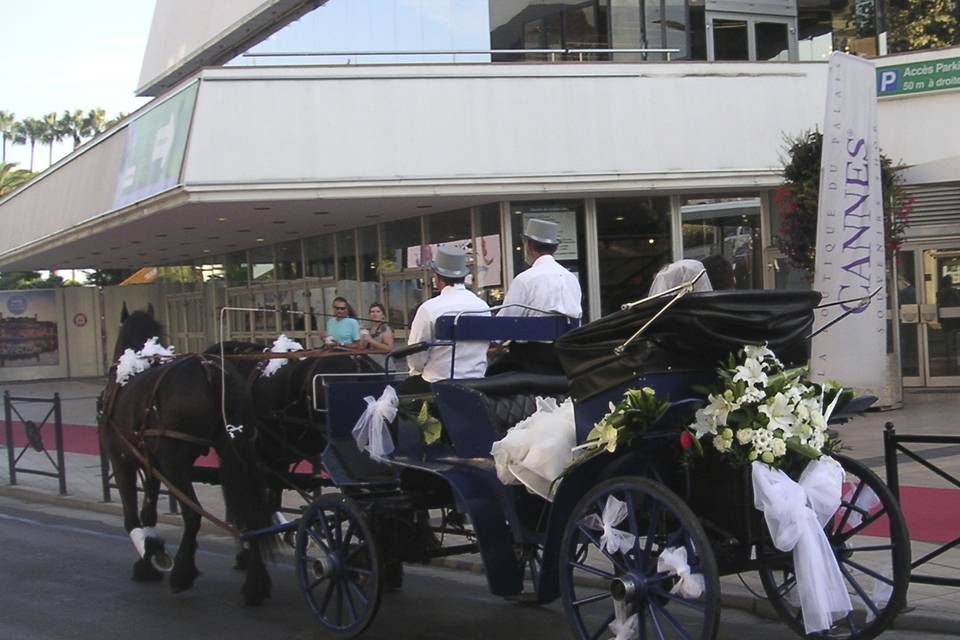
560;477;720;640
758;454;911;640
296;494;382;638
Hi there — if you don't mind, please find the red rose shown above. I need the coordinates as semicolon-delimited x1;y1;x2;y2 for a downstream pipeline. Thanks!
679;431;693;451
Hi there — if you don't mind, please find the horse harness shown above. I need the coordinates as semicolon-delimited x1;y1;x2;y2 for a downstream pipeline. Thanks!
101;353;239;536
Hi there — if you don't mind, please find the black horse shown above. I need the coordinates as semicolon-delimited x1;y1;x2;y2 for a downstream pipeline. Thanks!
208;341;383;498
99;305;275;605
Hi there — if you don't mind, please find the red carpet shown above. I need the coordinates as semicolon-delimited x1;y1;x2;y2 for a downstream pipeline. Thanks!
1;421;219;468
3;422;959;543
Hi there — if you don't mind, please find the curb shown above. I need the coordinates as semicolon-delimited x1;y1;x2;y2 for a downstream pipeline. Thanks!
3;484;956;635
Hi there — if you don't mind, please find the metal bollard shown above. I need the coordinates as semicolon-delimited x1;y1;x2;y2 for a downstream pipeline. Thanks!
4;390;15;486
883;422;900;501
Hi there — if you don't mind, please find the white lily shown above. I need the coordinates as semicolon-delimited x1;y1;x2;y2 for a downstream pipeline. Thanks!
743;343;780;367
733;357;768;387
759;392;796;435
691;407;718;439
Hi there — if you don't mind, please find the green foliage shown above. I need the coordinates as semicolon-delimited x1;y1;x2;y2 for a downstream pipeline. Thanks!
0;270;65;290
85;269;135;287
0;162;35;196
774;130;912;277
888;0;960;52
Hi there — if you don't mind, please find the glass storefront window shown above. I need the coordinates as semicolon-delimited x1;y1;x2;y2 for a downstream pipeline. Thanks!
680;195;763;290
713;19;749;60
475;203;505;306
275;240;303;280
336;230;359;314
225;250;249;286
756;21;790;60
509;200;589;319
381;216;424;275
596;197;672;315
358;225;380;318
305;234;335;279
249;245;275;282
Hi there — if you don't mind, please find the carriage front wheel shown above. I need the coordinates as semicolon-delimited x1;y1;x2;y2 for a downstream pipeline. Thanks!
296;494;383;638
758;454;911;640
560;477;721;640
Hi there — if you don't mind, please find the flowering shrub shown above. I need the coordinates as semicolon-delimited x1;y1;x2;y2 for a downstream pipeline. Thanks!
775;130;912;278
686;344;848;470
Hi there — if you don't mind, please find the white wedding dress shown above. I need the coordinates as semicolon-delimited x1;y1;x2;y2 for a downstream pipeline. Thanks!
490;397;576;500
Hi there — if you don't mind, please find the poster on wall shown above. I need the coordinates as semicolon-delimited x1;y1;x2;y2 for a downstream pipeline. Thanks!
521;208;578;261
407;234;502;288
0;290;59;367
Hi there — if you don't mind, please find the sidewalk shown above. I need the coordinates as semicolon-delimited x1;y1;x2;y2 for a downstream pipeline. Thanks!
1;378;958;633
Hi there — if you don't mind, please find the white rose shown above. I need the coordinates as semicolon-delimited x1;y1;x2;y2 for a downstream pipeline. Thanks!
713;436;732;453
771;438;787;457
736;428;753;445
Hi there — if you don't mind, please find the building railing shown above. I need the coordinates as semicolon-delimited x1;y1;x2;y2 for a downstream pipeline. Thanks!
241;47;681;64
883;422;960;588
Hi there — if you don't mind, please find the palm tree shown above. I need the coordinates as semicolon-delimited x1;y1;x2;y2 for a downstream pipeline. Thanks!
40;112;65;167
104;111;128;129
17;118;46;172
59;109;88;149
83;108;107;138
0;161;34;197
0;110;16;164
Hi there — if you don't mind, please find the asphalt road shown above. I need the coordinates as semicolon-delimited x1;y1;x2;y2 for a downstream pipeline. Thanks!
0;496;951;640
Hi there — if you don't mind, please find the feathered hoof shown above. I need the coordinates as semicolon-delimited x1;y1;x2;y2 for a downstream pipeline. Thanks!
241;567;272;607
132;558;164;582
169;565;200;593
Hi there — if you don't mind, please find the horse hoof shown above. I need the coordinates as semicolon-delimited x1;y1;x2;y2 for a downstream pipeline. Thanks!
145;537;173;573
233;551;247;571
169;567;200;593
132;558;164;582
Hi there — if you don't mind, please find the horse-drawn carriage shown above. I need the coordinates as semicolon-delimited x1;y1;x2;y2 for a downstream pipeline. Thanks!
100;286;910;640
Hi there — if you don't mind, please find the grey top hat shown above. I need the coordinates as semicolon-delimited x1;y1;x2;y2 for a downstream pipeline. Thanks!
523;218;560;245
430;245;470;278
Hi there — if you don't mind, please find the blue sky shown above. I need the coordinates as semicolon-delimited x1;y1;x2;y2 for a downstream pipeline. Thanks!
2;0;156;169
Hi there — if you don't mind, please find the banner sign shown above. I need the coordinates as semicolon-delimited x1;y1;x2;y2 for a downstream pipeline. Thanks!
112;82;199;209
877;55;960;97
0;290;60;367
812;53;887;394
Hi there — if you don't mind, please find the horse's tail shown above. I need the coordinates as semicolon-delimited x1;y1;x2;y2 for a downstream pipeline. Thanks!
212;362;276;554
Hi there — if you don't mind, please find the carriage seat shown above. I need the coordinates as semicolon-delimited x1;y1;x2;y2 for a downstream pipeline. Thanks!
432;373;569;459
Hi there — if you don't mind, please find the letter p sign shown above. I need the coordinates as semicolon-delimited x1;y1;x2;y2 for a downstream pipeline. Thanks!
878;70;899;95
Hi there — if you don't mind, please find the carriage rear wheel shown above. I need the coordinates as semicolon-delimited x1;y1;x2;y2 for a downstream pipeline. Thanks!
296;494;383;638
758;454;911;640
560;477;721;640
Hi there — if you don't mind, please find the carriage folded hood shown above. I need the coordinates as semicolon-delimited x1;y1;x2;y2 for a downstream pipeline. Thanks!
556;291;822;401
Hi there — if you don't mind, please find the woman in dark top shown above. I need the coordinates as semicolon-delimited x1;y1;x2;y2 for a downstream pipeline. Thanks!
360;302;395;353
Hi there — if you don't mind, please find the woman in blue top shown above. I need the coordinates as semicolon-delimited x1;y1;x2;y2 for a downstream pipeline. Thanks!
322;296;361;346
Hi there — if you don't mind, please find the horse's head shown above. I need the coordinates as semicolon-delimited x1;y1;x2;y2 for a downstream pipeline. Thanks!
114;303;163;360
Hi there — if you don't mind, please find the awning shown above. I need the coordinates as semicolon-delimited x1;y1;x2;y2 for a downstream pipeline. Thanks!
120;267;158;286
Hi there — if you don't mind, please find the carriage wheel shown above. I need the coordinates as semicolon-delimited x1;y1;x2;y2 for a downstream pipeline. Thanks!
560;477;721;640
758;454;911;640
296;494;383;638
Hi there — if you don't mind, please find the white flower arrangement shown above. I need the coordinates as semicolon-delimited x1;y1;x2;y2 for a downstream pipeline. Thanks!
686;344;847;469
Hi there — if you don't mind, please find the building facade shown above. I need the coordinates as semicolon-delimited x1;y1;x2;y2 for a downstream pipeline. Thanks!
0;0;958;387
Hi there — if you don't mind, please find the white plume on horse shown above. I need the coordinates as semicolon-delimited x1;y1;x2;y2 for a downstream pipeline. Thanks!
261;334;305;378
115;337;176;386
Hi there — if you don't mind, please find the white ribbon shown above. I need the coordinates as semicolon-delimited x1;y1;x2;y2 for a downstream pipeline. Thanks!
841;483;880;529
656;546;705;599
752;458;852;634
115;337;176;386
351;386;398;460
608;600;638;640
581;495;636;555
225;424;244;439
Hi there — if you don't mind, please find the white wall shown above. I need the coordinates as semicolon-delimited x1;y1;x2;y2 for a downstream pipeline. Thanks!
62;287;105;378
185;62;830;190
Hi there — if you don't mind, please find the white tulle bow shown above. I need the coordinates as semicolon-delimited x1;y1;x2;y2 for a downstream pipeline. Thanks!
842;484;880;529
581;495;636;555
608;600;638;640
656;546;705;599
751;458;852;634
351;386;398;460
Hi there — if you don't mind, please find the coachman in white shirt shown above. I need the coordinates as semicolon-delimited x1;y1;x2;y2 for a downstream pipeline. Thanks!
488;218;583;376
398;245;492;394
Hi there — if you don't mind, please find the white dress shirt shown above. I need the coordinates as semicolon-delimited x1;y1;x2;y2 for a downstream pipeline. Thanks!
407;284;491;382
499;255;583;319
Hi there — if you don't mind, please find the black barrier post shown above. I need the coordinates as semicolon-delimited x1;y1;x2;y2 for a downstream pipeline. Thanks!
53;393;66;495
4;391;15;486
883;422;899;501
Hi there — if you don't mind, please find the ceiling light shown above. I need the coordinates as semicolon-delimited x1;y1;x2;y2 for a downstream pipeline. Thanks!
365;214;380;219
203;249;210;253
615;216;625;222
216;217;227;222
207;236;219;240
323;223;336;227
254;206;271;211
131;240;142;244
256;238;266;242
285;231;299;235
271;220;287;225
237;229;251;233
648;238;655;244
313;211;330;216
155;233;168;238
416;205;433;210
182;226;196;230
